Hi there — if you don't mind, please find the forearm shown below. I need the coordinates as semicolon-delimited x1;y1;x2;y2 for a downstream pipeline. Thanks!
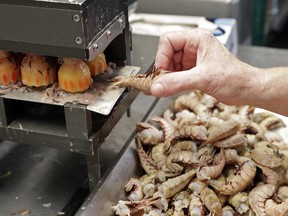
247;66;288;116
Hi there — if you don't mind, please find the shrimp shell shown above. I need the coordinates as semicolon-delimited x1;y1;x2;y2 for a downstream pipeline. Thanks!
135;137;158;175
249;184;275;216
263;130;283;142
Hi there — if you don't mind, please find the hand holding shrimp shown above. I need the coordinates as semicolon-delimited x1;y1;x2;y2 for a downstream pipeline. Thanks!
151;28;288;116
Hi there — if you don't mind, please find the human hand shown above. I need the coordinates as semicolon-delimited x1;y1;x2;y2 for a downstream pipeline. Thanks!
151;28;260;107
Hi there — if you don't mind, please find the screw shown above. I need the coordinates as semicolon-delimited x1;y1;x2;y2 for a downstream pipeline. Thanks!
57;58;63;64
118;18;123;26
73;14;81;22
93;44;98;52
107;30;112;37
75;37;83;44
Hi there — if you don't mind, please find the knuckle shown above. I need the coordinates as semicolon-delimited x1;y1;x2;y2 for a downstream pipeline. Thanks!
201;30;213;39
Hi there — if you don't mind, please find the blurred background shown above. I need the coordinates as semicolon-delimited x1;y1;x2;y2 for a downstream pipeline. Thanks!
129;0;288;48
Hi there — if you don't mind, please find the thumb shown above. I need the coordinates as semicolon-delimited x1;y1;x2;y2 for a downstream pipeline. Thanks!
151;67;203;97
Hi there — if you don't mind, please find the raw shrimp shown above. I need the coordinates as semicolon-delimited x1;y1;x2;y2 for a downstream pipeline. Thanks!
200;187;222;215
158;169;196;199
212;133;247;149
188;177;208;195
227;192;249;214
135;137;158;175
202;119;241;146
170;140;198;153
188;193;205;216
171;191;190;214
209;160;256;195
150;116;176;142
112;197;158;216
151;143;167;168
251;147;283;168
265;198;288;216
125;178;144;201
259;115;286;131
112;66;167;94
221;205;236;216
136;122;163;145
249;184;275;216
197;149;225;180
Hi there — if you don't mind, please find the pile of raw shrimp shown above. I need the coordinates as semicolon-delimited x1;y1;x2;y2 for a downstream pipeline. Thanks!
113;90;288;216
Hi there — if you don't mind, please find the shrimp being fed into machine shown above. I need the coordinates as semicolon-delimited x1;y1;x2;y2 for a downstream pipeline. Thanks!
111;66;168;94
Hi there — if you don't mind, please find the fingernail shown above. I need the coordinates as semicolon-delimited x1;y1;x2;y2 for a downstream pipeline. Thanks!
152;83;164;94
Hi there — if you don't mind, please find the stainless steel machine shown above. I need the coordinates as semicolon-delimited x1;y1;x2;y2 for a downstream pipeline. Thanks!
0;0;137;191
0;0;131;62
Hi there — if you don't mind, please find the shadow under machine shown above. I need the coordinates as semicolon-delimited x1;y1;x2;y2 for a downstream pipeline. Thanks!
0;0;136;189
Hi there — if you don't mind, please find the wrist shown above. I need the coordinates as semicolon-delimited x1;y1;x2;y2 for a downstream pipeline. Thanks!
247;67;288;115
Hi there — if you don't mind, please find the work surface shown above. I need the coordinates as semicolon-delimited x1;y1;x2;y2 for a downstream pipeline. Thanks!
1;34;288;216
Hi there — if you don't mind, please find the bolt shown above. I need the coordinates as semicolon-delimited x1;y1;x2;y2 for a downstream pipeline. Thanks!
93;44;98;52
73;14;81;22
57;58;63;64
106;30;112;37
75;37;83;44
118;18;123;26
